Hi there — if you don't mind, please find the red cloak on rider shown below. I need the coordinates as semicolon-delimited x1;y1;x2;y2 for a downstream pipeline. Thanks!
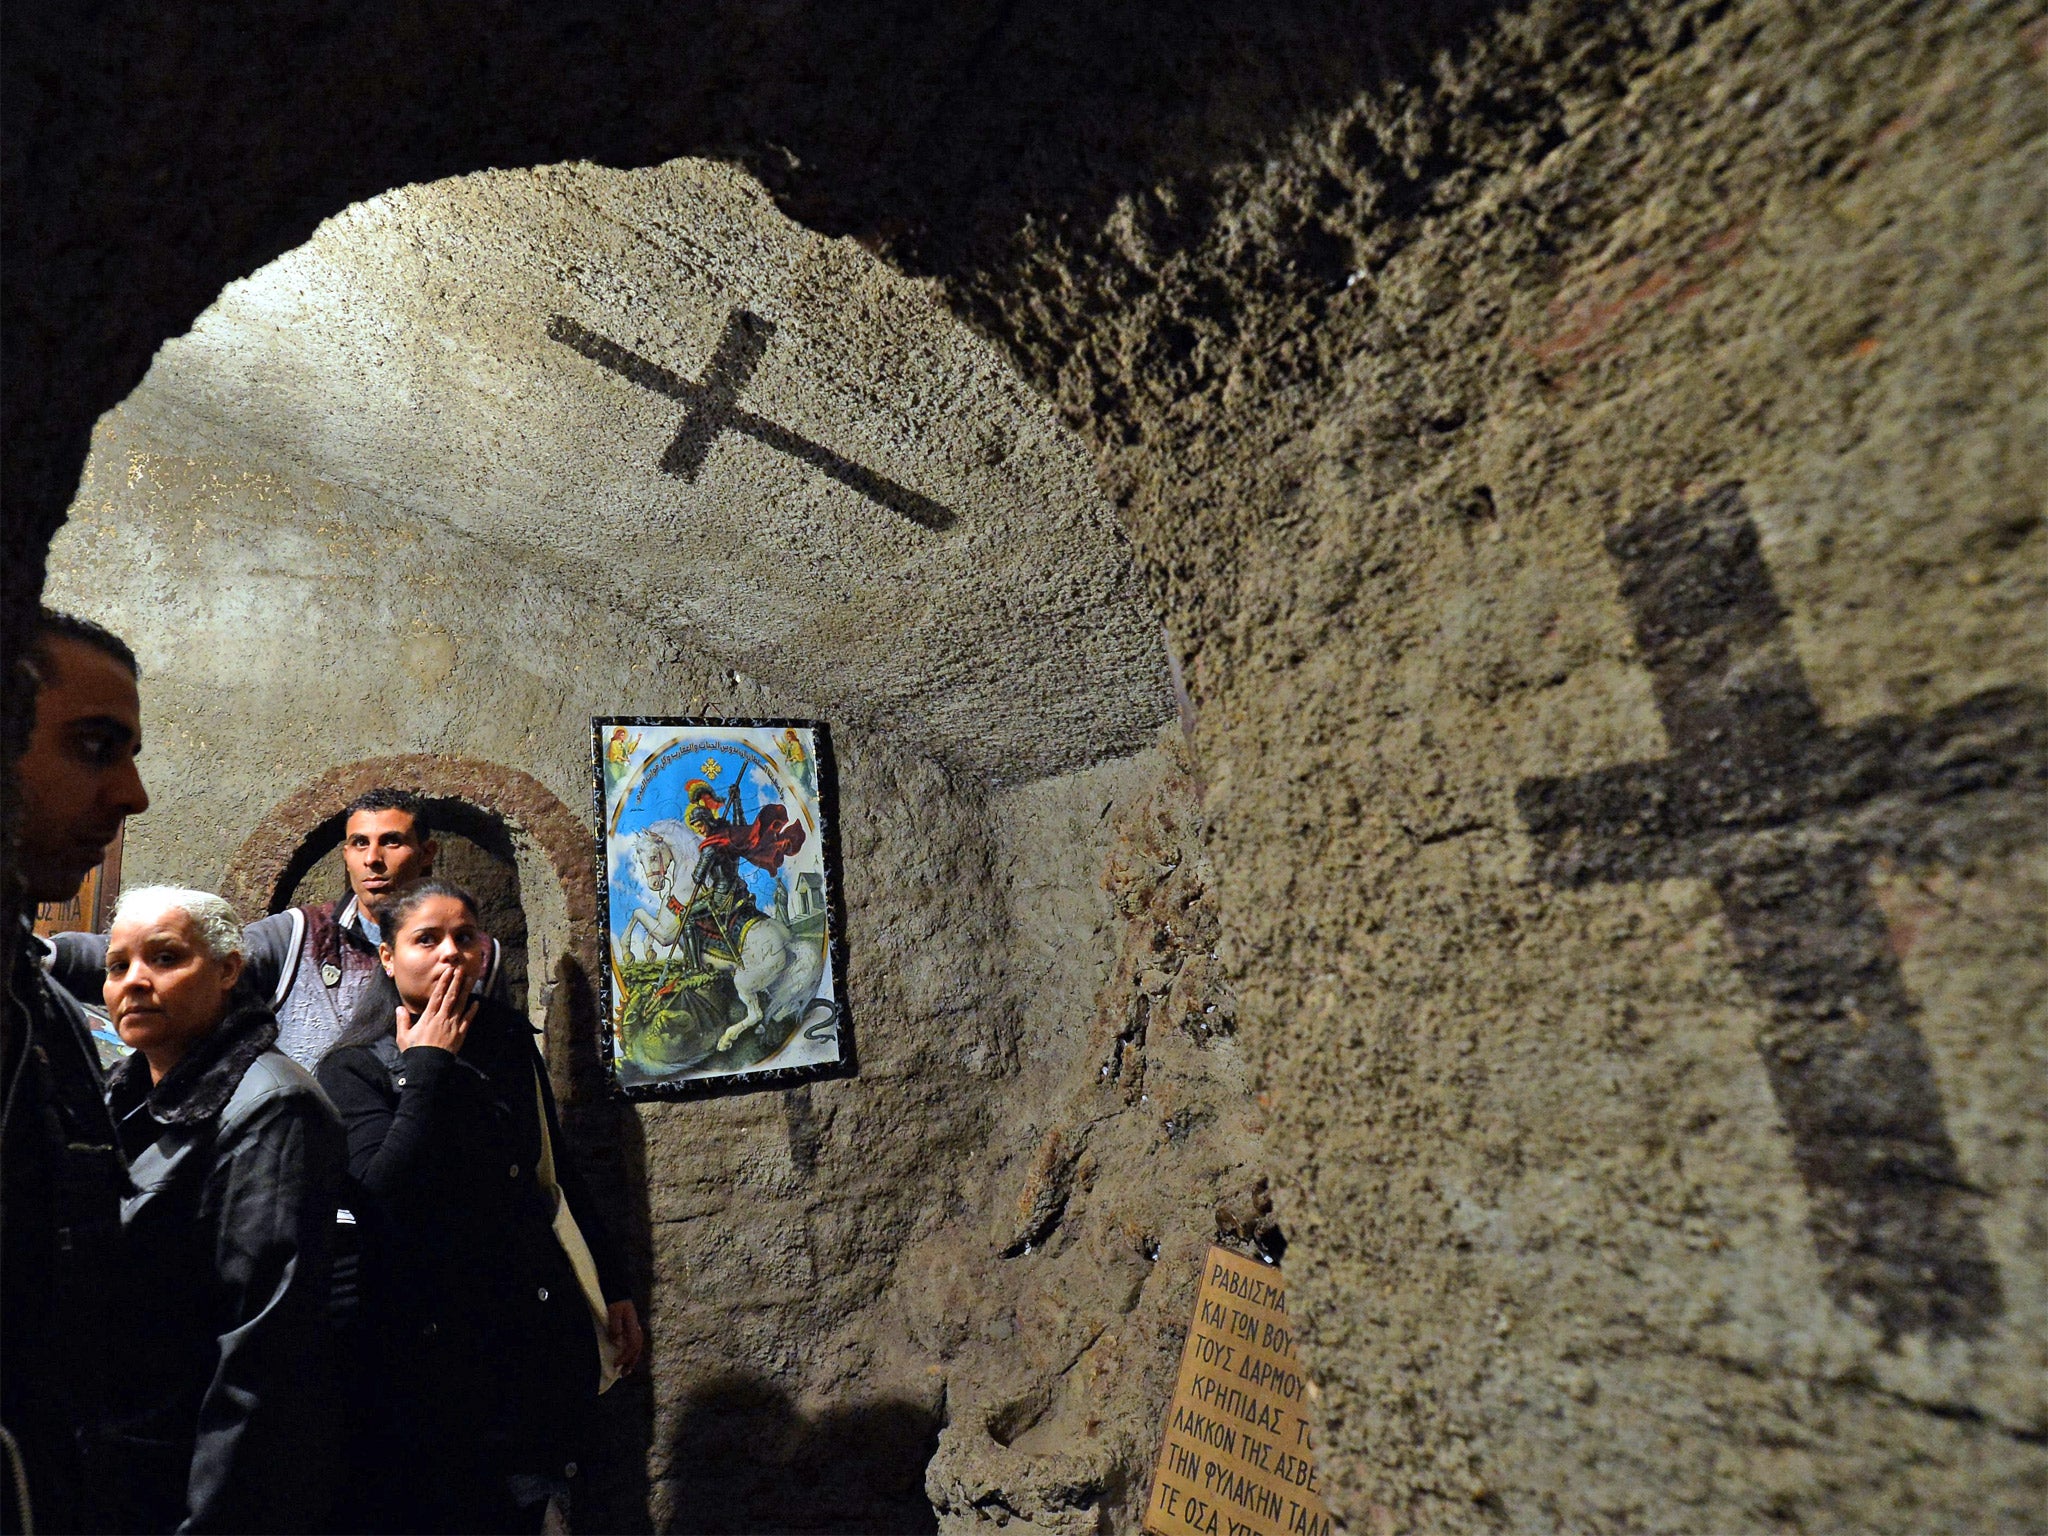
700;803;806;873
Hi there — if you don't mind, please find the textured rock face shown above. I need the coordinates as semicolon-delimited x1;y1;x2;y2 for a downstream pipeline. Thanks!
946;1;2046;1528
916;739;1268;1536
24;0;2048;1531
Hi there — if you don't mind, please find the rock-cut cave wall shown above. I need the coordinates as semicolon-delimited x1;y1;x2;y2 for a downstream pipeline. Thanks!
990;1;2047;1530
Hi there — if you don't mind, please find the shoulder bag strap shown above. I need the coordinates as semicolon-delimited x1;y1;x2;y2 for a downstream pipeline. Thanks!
270;907;308;1010
531;1065;621;1392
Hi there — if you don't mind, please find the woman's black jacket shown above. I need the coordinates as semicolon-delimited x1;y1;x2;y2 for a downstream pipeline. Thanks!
99;1000;347;1534
315;999;629;1475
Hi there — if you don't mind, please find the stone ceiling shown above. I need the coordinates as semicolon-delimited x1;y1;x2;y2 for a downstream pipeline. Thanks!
124;157;1171;781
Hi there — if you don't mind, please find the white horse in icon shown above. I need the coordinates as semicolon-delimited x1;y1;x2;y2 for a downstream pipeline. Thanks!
620;827;823;1052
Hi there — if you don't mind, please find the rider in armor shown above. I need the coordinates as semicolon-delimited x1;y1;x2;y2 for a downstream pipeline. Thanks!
666;779;805;973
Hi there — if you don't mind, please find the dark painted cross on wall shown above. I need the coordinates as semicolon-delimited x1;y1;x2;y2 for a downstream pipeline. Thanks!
548;310;958;532
1516;483;2046;1343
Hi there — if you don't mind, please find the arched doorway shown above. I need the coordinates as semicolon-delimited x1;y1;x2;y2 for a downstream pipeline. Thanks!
273;798;532;1014
225;753;651;1527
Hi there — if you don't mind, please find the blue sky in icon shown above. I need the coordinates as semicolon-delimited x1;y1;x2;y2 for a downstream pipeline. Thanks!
608;740;790;927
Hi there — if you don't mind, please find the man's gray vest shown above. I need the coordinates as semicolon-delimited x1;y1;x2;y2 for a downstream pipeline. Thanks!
272;908;369;1068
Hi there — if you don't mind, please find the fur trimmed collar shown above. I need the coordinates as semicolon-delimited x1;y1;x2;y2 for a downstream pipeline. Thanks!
108;999;281;1127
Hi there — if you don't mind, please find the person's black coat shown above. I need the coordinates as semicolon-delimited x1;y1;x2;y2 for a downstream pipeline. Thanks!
2;930;129;1536
99;999;346;1534
315;999;628;1482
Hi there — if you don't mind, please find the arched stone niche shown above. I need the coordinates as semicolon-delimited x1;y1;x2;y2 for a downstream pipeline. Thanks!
276;802;532;1014
221;753;595;1081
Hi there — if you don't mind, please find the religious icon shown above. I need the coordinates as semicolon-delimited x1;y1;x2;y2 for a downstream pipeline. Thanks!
592;718;847;1098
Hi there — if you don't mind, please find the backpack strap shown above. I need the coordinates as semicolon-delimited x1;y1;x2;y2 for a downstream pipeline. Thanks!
268;907;309;1010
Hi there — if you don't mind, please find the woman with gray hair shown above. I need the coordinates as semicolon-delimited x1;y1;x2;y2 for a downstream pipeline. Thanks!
94;886;346;1533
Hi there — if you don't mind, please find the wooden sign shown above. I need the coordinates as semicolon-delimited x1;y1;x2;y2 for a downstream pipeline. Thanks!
1145;1246;1332;1536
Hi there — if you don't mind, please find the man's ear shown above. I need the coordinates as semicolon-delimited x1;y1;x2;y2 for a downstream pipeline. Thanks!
419;836;439;871
219;951;245;991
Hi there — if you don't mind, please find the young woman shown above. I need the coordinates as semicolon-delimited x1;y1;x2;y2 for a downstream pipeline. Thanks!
317;880;642;1535
98;886;345;1534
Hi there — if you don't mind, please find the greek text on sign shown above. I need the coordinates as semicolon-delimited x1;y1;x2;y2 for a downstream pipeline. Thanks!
1145;1246;1332;1536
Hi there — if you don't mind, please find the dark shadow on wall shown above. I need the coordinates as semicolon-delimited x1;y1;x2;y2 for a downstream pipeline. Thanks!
553;951;659;1534
662;1375;942;1535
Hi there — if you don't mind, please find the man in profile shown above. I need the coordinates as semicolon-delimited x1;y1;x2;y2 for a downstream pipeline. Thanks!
2;608;150;1533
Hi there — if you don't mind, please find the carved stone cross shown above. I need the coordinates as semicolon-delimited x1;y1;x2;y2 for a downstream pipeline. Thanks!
548;309;957;532
1516;483;2045;1341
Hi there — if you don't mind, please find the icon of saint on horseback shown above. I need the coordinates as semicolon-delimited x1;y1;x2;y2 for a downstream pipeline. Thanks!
598;720;843;1095
618;775;824;1066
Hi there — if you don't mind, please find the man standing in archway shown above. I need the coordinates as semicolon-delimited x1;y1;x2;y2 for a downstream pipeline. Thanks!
254;790;505;1067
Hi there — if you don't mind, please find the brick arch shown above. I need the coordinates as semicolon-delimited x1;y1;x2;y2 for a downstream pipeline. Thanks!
220;753;597;972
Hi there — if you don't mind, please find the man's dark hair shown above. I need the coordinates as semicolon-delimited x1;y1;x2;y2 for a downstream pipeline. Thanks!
342;787;432;843
33;606;139;680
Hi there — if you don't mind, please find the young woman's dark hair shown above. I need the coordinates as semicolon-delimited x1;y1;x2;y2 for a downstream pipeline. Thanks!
368;875;473;938
326;879;478;1057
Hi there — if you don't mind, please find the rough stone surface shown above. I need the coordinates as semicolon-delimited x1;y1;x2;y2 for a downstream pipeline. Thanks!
914;736;1270;1536
949;2;2048;1529
17;0;2048;1531
117;159;1168;784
